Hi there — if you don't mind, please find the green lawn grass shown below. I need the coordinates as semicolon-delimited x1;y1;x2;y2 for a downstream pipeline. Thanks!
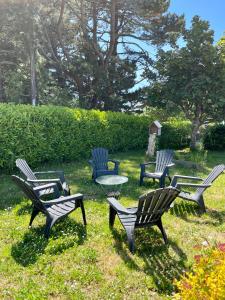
0;149;225;299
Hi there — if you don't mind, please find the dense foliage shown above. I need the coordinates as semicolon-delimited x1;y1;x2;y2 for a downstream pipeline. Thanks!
148;16;225;149
0;104;190;170
0;0;184;110
158;118;191;150
175;245;225;299
203;124;225;150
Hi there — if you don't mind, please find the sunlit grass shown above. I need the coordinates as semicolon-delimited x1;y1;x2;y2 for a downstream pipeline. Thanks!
0;149;224;299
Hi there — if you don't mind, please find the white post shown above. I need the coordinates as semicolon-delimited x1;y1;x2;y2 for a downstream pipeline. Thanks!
146;133;156;157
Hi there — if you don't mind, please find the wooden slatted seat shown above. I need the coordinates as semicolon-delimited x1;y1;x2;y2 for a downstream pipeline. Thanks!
140;150;175;187
12;175;86;238
16;158;70;196
171;164;225;211
107;187;180;253
89;148;120;181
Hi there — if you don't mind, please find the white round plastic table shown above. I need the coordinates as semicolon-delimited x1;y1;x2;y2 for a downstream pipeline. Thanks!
95;175;128;198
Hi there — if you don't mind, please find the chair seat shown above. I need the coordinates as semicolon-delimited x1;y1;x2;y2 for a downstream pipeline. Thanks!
144;172;163;179
118;210;137;227
46;200;76;218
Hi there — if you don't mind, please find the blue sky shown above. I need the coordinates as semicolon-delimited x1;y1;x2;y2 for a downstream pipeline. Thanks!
169;0;225;42
133;0;225;89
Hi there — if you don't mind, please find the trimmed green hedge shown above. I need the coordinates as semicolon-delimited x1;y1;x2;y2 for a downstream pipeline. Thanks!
158;118;191;150
0;104;191;170
203;124;225;150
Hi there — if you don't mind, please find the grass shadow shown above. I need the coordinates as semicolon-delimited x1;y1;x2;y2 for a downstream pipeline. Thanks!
111;227;187;294
170;201;225;226
170;201;202;218
11;218;87;266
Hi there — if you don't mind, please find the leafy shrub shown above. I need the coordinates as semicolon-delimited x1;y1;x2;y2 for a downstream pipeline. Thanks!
203;124;225;150
0;104;191;170
174;244;225;299
158;118;191;150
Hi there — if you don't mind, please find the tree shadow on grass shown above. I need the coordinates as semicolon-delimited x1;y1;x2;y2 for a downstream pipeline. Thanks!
170;201;225;226
11;218;87;267
111;227;187;295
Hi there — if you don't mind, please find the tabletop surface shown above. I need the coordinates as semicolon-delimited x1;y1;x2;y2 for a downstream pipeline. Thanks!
95;175;128;185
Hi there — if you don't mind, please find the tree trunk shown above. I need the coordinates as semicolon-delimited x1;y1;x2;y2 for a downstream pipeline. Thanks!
0;71;6;102
30;40;37;106
190;117;201;150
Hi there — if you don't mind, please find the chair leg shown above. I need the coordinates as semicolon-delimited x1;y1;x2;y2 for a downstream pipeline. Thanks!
125;226;135;253
109;206;117;227
159;176;165;188
80;200;87;225
29;207;40;227
44;217;56;239
198;195;206;213
156;218;168;244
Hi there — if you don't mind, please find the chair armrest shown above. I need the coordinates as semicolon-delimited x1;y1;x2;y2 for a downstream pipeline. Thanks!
176;183;211;188
33;183;60;197
140;161;156;173
34;170;65;182
44;193;83;205
107;197;137;215
171;175;203;187
167;163;175;168
34;170;64;176
27;178;61;184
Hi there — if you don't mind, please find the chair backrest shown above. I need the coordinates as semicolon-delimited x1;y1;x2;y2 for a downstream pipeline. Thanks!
16;159;37;181
155;150;174;173
136;187;180;225
91;148;109;170
12;175;46;212
196;164;224;196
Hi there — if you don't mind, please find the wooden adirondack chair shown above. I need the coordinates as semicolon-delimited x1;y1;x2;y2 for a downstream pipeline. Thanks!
107;187;180;253
12;175;86;238
89;148;120;181
16;158;70;196
171;164;225;212
140;149;175;187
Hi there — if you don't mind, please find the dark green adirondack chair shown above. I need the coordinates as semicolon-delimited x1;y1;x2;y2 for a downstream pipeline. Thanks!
16;158;70;196
140;149;175;187
89;148;120;181
107;187;180;253
171;164;225;212
12;175;86;238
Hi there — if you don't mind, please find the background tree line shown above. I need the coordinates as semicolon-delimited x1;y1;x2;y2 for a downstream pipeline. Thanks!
0;0;184;110
0;0;225;149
